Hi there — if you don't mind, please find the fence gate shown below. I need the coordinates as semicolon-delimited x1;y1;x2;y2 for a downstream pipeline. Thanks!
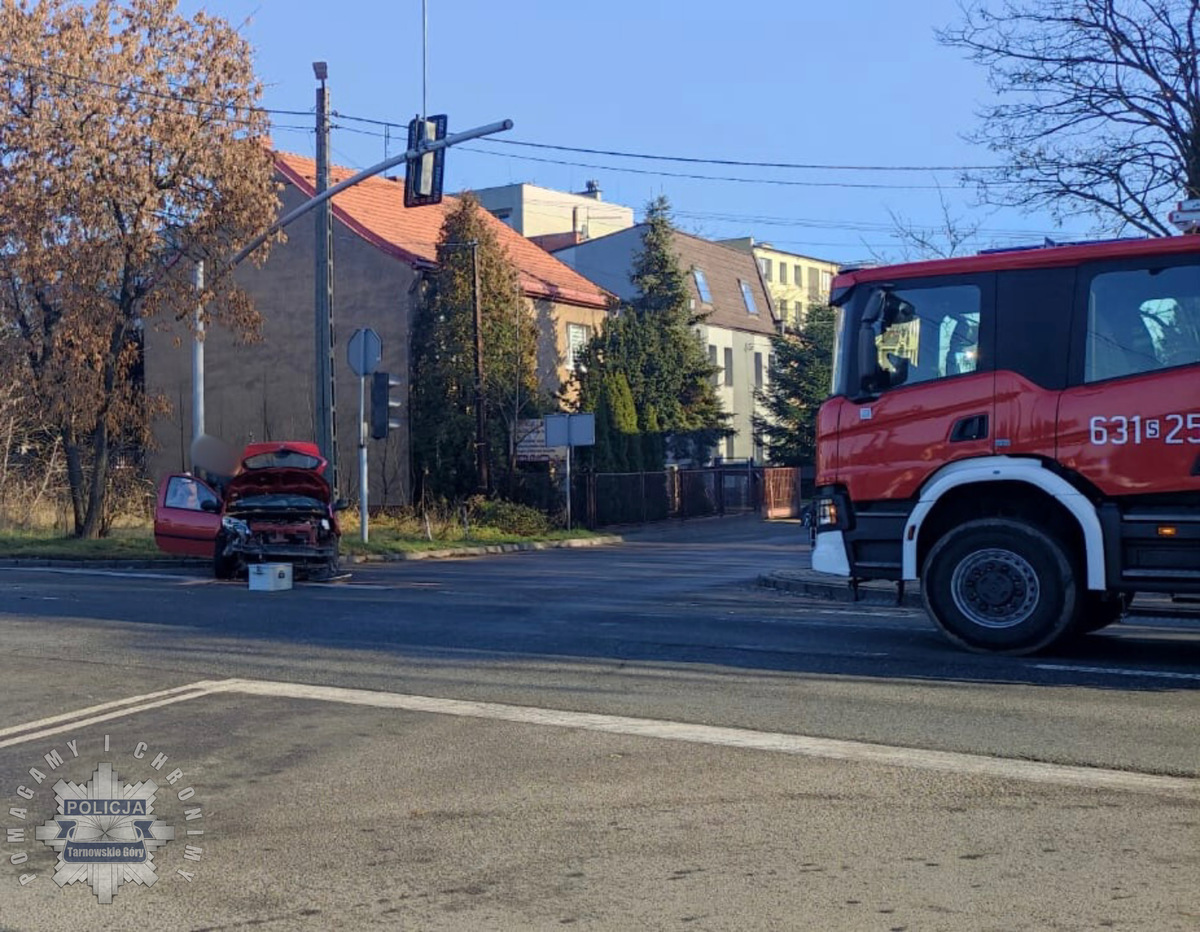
762;467;800;519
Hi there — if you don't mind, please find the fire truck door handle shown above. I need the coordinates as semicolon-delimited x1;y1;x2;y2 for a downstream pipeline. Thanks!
949;414;989;443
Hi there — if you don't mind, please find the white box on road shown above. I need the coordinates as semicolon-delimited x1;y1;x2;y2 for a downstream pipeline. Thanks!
248;563;293;592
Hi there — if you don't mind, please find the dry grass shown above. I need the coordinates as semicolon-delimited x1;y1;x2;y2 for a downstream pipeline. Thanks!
0;501;596;559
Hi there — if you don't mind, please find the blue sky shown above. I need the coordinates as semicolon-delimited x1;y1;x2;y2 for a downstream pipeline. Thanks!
195;0;1091;264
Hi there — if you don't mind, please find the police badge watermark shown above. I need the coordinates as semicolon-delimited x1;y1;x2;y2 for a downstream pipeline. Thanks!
7;735;204;904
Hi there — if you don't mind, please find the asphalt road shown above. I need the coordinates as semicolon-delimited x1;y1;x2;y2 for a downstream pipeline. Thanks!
0;516;1196;930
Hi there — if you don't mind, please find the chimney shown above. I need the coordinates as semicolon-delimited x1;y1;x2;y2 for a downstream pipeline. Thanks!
580;179;602;201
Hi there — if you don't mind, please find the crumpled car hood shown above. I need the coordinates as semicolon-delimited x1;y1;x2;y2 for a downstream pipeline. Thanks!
224;469;331;506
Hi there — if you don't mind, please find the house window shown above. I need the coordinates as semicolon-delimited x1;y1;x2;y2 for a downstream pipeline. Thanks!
693;268;713;303
566;323;591;371
708;344;719;385
778;298;788;318
778;262;788;285
760;257;773;281
739;280;759;315
820;269;833;294
725;436;735;459
754;352;764;389
724;347;734;386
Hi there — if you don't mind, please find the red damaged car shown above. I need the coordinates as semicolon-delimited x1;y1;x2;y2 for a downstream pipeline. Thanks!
154;442;347;579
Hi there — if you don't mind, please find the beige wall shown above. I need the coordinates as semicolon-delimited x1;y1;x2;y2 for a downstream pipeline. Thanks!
476;184;634;240
144;183;416;505
533;298;610;394
698;324;773;461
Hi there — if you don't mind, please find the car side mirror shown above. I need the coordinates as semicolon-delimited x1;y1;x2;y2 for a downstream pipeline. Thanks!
200;499;220;513
333;499;350;512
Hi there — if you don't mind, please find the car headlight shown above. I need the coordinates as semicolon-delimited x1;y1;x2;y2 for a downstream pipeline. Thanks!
320;518;331;531
221;516;250;537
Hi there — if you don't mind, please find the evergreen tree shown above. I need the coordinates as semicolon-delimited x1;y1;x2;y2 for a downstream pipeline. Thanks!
753;302;836;465
575;197;726;470
410;193;542;501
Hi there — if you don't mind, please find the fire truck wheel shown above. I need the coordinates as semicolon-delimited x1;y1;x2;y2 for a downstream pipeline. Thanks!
923;518;1078;655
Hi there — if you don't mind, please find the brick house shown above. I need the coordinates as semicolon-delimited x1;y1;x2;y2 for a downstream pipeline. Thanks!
143;152;611;504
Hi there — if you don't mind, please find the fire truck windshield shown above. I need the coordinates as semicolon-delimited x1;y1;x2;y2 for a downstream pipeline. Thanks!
836;283;982;397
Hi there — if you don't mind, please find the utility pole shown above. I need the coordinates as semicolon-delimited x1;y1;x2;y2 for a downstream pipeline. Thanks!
472;241;489;493
191;260;205;455
313;61;338;493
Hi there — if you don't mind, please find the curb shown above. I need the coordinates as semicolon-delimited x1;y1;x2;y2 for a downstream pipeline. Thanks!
757;570;921;608
346;535;624;563
0;536;625;569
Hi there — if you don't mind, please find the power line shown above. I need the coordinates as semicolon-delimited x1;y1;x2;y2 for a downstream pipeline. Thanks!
331;110;998;174
458;145;955;191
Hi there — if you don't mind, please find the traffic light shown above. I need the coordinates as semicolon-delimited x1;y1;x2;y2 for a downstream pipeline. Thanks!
371;371;403;440
404;114;448;208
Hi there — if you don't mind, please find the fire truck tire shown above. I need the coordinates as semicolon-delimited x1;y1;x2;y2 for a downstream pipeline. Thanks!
923;518;1078;655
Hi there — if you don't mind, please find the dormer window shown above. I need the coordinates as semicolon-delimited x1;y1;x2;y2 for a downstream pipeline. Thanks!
693;268;713;303
739;280;759;315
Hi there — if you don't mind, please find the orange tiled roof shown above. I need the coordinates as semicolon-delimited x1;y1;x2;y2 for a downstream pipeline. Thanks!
274;152;610;309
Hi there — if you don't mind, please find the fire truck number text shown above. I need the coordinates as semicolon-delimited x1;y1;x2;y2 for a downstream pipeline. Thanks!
1089;414;1200;446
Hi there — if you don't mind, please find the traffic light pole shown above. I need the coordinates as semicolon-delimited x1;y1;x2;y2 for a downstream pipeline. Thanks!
358;372;369;543
227;120;513;269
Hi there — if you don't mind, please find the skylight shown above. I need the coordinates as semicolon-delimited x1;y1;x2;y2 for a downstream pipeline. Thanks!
739;280;758;314
693;268;713;303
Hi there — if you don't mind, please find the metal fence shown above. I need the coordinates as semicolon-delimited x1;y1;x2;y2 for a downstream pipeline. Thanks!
514;463;813;529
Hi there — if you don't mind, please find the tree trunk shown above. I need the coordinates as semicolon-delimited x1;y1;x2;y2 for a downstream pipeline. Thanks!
62;428;86;535
77;420;110;540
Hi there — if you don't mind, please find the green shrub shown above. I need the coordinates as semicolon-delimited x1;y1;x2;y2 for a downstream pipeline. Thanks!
469;498;550;536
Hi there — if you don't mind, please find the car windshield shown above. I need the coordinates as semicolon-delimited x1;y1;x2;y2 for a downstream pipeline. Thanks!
242;451;322;470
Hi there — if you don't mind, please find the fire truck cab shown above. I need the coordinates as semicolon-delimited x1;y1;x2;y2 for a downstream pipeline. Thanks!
812;235;1200;654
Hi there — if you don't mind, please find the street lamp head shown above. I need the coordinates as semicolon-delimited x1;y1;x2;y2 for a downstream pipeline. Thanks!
312;61;328;81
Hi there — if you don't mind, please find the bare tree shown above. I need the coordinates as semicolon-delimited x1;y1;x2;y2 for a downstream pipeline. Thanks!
939;0;1200;236
872;186;985;262
0;0;280;537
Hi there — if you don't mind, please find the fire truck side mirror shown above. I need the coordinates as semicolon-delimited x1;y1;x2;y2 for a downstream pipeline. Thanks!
857;323;881;396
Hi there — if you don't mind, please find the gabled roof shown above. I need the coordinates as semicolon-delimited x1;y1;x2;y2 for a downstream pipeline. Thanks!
671;230;779;336
274;152;610;309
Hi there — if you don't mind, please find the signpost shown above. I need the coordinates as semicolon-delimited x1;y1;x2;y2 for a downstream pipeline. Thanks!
1169;198;1200;233
348;328;383;542
544;413;595;530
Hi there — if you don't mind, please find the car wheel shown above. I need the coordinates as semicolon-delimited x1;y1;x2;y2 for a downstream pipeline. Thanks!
213;532;238;580
922;518;1079;655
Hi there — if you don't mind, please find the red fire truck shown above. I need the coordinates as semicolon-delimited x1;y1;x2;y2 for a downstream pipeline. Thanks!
811;234;1200;654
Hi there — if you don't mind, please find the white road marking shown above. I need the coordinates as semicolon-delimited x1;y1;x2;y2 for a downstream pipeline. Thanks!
0;680;228;749
0;567;207;582
1036;664;1200;682
1;677;1194;798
